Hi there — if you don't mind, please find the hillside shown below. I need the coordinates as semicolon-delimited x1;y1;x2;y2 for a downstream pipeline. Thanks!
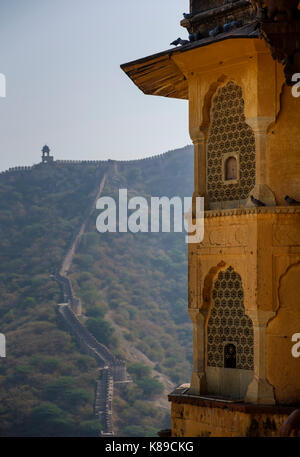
0;146;194;437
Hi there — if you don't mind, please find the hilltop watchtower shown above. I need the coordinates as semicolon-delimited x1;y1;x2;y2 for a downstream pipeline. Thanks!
42;145;54;164
122;0;300;437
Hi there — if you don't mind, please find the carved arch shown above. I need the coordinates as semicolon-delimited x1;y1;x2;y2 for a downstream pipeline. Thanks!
206;266;254;370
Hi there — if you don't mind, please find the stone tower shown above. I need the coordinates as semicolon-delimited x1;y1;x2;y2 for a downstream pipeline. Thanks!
121;0;300;437
42;145;54;164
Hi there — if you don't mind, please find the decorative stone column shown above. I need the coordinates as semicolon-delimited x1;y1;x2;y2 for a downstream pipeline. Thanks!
246;116;276;207
245;309;276;405
192;132;210;212
188;308;207;395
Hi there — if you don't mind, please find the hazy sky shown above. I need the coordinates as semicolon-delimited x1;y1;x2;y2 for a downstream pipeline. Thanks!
0;0;191;171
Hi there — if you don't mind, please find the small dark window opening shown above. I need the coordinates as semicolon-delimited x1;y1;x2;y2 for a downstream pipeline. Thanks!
224;343;237;368
225;157;237;181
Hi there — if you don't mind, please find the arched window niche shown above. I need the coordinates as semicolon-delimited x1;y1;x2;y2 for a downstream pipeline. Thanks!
225;156;238;181
222;153;239;184
206;266;254;400
224;343;237;368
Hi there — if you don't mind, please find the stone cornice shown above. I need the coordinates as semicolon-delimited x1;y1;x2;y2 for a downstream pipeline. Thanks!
203;206;300;219
168;392;298;414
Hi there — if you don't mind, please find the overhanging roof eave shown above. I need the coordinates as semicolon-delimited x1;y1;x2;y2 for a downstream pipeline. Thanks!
121;25;260;99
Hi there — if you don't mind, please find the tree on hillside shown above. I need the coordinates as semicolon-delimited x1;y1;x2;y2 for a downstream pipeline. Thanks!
127;362;151;380
86;317;116;347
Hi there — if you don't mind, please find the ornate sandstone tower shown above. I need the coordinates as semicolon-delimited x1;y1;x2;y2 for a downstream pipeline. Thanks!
122;0;300;436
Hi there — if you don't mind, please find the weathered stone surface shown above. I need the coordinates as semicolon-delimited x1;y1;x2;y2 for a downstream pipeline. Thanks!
170;399;295;437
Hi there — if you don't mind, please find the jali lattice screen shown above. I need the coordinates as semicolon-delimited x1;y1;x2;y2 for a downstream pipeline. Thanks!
207;266;254;371
207;81;256;202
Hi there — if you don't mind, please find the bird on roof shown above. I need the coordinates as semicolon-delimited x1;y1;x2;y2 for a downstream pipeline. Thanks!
217;20;243;34
170;38;190;46
189;31;203;42
223;22;232;33
251;195;266;207
231;20;243;28
208;25;223;37
285;195;300;205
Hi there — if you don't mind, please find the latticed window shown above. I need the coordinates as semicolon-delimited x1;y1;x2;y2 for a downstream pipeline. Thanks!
207;81;256;202
207;266;254;370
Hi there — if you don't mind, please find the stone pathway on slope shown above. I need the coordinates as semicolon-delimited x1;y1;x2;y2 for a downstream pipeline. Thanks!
56;170;125;436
